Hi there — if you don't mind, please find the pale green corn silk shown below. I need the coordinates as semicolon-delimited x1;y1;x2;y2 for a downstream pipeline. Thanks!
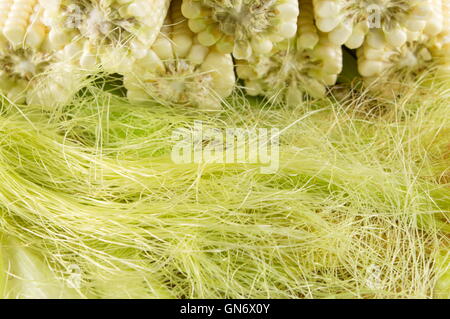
0;74;448;299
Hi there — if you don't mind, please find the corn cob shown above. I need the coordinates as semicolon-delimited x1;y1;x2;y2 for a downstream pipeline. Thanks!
124;0;236;109
357;0;450;92
236;0;342;105
0;43;91;105
357;30;431;78
312;0;443;49
356;31;447;95
0;1;83;105
42;0;171;73
180;0;300;60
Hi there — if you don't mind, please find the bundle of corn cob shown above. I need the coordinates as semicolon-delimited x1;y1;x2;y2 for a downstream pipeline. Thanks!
180;0;300;60
0;0;84;105
1;0;449;107
41;0;171;72
124;0;236;109
312;0;443;49
236;0;342;105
